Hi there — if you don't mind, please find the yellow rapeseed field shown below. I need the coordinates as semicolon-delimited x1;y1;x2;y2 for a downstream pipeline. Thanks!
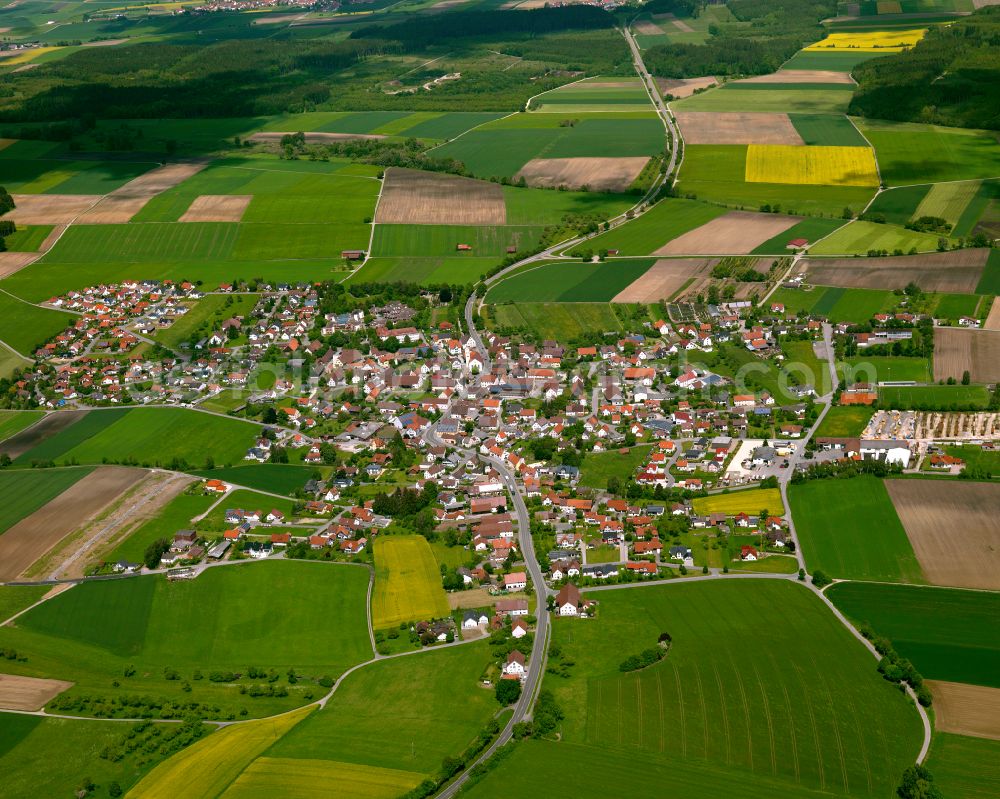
223;757;426;798
0;46;62;65
372;534;451;629
804;28;927;52
745;145;880;187
126;707;312;799
692;487;785;516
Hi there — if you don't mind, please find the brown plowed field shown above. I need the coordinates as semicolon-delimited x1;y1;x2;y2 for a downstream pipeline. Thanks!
612;258;713;302
0;466;146;582
515;157;649;193
675;112;804;145
0;410;85;460
928;681;1000;740
655;211;800;255
375;167;506;225
804;249;989;294
0;674;74;711
5;194;101;224
885;479;1000;590
75;161;206;224
738;70;855;85
933;327;1000;383
983;299;1000;330
0;252;41;278
657;76;717;99
634;20;665;35
248;132;385;144
179;194;252;223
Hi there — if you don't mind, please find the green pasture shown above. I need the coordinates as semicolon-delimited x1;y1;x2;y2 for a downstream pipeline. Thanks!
1;225;53;252
155;293;257;350
927;734;1000;799
0;290;75;356
371;224;546;258
828;581;1000;687
0;410;44;442
579;444;653;489
815;405;875;437
781;50;889;71
977;250;1000;294
0;467;94;535
348;256;496;286
808;220;947;255
789;114;869;147
0;584;48;623
672;85;854;114
489;302;626;340
789;476;923;582
0;157;156;195
842;355;930;383
502;186;634;226
487;259;655;303
580;197;726;255
866;184;933;225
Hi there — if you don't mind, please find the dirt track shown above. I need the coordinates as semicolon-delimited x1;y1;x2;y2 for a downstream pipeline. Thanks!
0;674;74;711
655;211;800;255
933;327;1000;383
0;411;86;460
515;157;649;193
612;258;713;302
804;249;989;294
0;466;146;582
375;167;506;225
929;681;1000;740
886;479;1000;590
675;112;804;145
179;195;252;223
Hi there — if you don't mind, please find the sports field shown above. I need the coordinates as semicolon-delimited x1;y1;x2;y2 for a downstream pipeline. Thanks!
691;487;783;515
372;535;450;629
788;476;924;582
486;259;656;303
534;580;923;797
828;581;1000;688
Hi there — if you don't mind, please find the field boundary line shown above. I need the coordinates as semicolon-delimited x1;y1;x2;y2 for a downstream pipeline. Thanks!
671;660;686;757
693;662;709;758
727;651;754;771
810;651;850;791
793;659;826;788
777;677;800;782
752;662;777;776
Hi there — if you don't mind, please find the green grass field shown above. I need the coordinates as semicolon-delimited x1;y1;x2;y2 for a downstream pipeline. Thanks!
789;476;924;582
842;355;930;383
19;408;259;467
0;410;44;442
154;293;257;350
348;256;497;286
931;292;980;320
579;445;653;489
789;114;869;147
751;218;846;254
372;534;450;629
940;443;1000;475
879;384;991;410
0;584;48;623
519;580;922;798
828;581;1000;687
103;489;217;565
0;467;94;535
579;197;726;256
0;290;75;356
866;184;933;225
857;120;1000;186
371;224;546;258
266;641;496;777
809;220;947;255
791;285;898;323
913;179;981;226
673;85;855;114
501;185;634;227
191;464;317;495
1;225;53;252
927;733;1000;799
486;259;655;303
489;302;626;340
815;405;876;437
0;157;156;194
977;250;1000;294
782;50;890;71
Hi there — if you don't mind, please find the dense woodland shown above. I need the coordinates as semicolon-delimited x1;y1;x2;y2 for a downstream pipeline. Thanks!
850;8;1000;130
643;0;834;77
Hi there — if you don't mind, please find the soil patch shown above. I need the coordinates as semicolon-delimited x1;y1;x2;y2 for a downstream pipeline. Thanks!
933;327;1000;383
928;681;1000;740
515;157;649;193
0;674;74;711
886;479;1000;590
804;249;988;294
375;167;506;225
248;132;386;144
0;252;41;278
0;411;86;460
179;194;252;223
655;211;800;255
5;195;101;225
612;258;713;302
658;76;717;99
0;466;146;581
737;70;855;85
634;20;665;35
983;299;1000;331
675;111;804;145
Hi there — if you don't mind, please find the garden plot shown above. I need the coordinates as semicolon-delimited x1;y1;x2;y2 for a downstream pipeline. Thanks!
655;210;800;255
0;674;73;711
886;479;1000;590
675;112;804;145
178;195;252;223
929;681;1000;741
736;70;855;85
803;249;989;293
611;258;713;302
514;157;649;192
75;161;209;224
5;194;100;224
374;168;506;225
0;466;146;582
657;76;717;98
933;327;1000;383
